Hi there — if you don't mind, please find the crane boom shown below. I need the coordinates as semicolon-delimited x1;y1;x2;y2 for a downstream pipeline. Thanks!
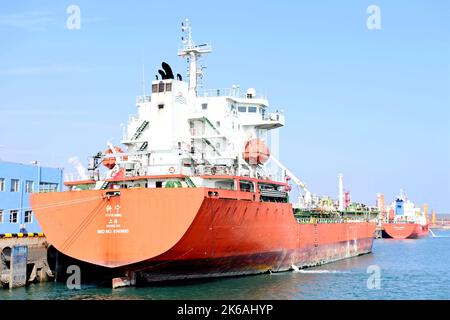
269;155;312;208
269;155;309;193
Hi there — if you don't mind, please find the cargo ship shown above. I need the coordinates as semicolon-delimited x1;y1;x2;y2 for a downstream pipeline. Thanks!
30;20;376;285
382;190;429;239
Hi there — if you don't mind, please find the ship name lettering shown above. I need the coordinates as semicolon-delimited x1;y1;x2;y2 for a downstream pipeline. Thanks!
97;228;128;234
106;224;121;228
105;213;122;218
113;229;129;234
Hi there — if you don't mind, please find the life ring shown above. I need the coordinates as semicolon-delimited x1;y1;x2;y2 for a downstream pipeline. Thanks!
168;166;175;174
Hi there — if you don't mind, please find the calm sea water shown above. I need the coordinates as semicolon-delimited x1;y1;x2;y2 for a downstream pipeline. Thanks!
1;230;449;300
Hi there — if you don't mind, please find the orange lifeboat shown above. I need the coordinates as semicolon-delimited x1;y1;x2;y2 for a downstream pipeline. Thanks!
244;139;270;165
102;146;128;169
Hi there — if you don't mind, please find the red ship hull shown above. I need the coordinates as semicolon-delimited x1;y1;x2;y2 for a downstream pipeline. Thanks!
31;188;376;283
382;223;429;239
131;199;375;282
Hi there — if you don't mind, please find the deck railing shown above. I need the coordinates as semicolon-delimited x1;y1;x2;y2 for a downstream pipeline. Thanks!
197;88;267;100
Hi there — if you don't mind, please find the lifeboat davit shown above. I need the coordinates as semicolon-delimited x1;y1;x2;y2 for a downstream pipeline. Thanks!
244;139;270;165
102;146;128;169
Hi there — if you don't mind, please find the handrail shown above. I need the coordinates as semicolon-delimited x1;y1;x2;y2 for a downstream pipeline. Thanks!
197;88;267;100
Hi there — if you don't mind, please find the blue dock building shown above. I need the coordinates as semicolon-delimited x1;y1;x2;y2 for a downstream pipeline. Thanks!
0;161;63;235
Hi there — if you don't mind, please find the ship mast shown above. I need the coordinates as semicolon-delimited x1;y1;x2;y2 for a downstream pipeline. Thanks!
178;19;212;94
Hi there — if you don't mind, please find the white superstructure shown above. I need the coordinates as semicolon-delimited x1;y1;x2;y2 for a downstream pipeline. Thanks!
118;21;283;179
388;189;427;225
77;19;312;199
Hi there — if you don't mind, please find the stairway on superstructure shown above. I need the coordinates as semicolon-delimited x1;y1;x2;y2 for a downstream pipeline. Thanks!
132;120;149;140
189;116;225;165
126;120;149;151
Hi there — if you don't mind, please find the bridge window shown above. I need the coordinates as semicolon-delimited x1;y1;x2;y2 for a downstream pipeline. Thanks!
158;81;165;92
165;83;172;92
0;178;4;191
248;106;257;113
152;84;157;93
202;103;208;110
238;106;247;112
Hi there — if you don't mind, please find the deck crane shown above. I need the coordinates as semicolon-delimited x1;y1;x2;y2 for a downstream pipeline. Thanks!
269;156;312;209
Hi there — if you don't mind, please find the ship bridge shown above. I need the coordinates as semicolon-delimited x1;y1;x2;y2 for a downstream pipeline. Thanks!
196;87;284;129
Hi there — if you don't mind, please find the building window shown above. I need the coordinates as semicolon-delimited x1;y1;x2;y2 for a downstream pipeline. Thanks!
25;180;34;193
248;106;257;113
39;182;59;193
152;84;158;93
24;210;33;223
0;178;4;191
11;179;19;192
158;104;164;110
158;81;165;92
9;210;18;223
0;210;3;223
165;83;172;92
202;103;208;110
238;106;247;112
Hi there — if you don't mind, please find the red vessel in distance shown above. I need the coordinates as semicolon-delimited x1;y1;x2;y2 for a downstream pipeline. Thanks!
382;223;429;239
382;190;429;239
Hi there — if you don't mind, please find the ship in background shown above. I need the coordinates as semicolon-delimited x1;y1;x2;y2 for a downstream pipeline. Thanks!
381;190;429;239
30;20;376;286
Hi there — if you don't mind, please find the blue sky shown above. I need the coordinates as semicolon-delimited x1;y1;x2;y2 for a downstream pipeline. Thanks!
0;1;449;212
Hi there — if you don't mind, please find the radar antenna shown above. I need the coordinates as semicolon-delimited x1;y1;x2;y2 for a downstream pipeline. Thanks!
178;19;212;93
